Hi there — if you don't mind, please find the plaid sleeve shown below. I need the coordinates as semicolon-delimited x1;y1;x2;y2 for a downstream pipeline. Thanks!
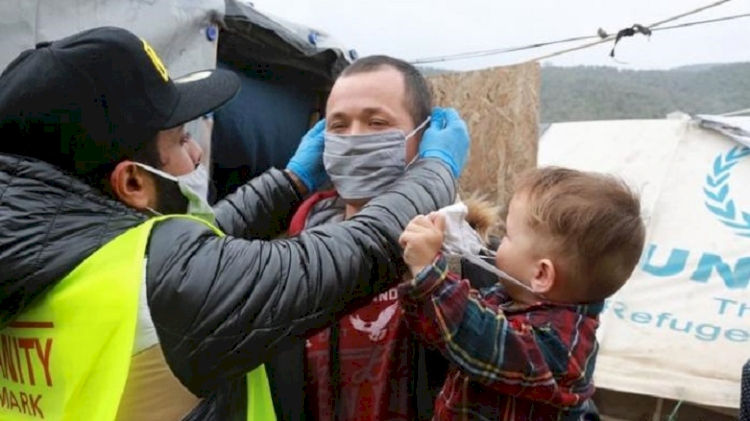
398;253;597;407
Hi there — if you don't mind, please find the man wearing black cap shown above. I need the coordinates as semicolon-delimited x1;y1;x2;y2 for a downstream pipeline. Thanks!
0;26;470;421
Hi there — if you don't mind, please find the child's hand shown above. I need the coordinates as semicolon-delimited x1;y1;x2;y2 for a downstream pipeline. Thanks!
399;213;446;276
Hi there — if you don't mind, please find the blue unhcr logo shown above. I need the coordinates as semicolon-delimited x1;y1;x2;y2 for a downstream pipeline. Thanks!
704;145;750;237
636;145;750;290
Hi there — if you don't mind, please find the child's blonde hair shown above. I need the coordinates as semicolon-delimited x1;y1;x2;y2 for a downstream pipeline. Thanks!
514;167;645;302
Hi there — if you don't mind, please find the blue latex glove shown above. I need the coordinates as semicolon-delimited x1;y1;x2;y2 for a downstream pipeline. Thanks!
417;107;470;178
286;119;328;192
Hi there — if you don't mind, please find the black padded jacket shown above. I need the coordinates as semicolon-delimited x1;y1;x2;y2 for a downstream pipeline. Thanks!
0;153;456;420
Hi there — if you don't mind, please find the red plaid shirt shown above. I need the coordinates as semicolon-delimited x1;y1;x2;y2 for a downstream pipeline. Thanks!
398;254;603;421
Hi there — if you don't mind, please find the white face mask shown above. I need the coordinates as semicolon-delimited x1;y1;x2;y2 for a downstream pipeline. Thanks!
134;162;215;224
323;117;430;201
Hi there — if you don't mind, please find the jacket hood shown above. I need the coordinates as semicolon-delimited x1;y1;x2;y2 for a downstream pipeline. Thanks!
0;153;146;328
462;193;502;241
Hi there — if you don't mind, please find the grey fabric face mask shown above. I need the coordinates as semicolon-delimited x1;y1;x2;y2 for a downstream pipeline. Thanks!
323;118;430;201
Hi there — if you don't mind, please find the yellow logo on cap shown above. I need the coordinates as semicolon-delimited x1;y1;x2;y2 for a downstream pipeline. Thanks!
141;38;169;82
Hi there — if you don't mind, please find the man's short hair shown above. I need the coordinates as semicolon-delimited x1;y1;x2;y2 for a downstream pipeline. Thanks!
514;167;646;302
339;55;433;128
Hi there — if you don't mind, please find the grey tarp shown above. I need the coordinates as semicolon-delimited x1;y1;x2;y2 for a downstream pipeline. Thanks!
210;0;354;199
0;0;225;167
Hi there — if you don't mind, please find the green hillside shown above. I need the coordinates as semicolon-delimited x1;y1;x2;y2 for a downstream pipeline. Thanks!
418;62;750;123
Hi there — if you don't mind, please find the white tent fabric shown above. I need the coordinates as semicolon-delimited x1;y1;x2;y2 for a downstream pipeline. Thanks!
696;114;750;149
0;0;354;168
0;0;224;166
230;0;355;63
539;117;750;409
0;0;224;81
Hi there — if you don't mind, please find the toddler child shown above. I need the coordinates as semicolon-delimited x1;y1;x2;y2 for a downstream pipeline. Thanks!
398;167;646;420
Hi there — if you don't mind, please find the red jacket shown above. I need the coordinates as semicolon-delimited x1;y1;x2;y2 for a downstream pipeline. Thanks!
288;191;447;421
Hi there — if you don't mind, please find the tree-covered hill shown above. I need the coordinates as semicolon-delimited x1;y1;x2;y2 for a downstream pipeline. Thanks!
419;62;750;123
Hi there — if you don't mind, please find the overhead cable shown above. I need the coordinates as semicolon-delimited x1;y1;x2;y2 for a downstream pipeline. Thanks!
410;0;742;65
528;0;737;63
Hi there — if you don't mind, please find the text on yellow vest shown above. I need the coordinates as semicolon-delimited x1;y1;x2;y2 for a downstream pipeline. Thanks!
0;215;275;420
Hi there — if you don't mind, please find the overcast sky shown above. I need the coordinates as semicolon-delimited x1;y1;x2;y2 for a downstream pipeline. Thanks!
250;0;749;71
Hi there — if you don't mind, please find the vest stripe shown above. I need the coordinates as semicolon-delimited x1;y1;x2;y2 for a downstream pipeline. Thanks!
0;215;275;420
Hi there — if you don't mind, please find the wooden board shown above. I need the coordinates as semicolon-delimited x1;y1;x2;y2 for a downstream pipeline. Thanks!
427;62;540;225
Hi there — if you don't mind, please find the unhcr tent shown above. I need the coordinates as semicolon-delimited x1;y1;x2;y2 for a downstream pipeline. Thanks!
0;0;354;201
539;114;749;420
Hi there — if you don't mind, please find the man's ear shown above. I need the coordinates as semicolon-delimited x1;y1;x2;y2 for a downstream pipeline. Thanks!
108;161;156;211
530;259;556;294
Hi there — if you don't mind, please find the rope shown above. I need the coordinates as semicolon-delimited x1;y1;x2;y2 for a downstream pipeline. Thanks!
411;6;748;65
527;0;736;63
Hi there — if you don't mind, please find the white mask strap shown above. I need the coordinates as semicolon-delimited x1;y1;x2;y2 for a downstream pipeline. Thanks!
405;116;431;141
132;162;178;182
405;117;432;169
461;253;542;297
146;207;163;217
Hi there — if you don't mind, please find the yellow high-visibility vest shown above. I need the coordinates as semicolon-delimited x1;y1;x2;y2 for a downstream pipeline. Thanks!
0;215;275;420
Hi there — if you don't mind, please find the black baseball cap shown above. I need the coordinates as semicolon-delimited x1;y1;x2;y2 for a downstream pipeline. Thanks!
0;26;240;175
